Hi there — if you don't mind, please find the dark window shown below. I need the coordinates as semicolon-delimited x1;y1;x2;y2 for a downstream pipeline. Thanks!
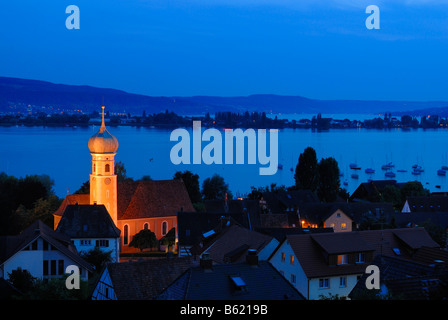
43;260;49;276
123;225;129;245
31;240;38;250
105;164;110;173
58;260;64;275
162;222;168;236
51;260;57;275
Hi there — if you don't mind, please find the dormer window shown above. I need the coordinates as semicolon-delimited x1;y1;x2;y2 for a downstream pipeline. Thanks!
337;254;348;265
356;253;365;263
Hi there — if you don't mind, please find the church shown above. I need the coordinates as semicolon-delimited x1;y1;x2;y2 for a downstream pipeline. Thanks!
53;106;195;253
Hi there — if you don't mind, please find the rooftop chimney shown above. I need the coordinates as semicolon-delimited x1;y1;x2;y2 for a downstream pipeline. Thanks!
246;249;258;266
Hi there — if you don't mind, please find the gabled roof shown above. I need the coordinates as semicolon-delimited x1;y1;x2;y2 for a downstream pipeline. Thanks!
117;180;195;220
53;194;90;216
404;195;448;212
56;204;121;238
157;260;305;300
395;211;448;229
196;224;276;264
310;232;375;254
350;180;405;201
104;257;197;300
204;199;260;227
254;227;333;242
349;254;448;300
177;211;249;247
0;220;93;272
280;228;439;278
261;189;319;214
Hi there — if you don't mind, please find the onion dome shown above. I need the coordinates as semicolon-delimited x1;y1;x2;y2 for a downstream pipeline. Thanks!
88;106;119;154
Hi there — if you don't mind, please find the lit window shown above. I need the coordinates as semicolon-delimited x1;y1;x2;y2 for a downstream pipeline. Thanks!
281;252;286;262
290;255;295;264
337;254;348;265
330;223;335;229
341;223;347;230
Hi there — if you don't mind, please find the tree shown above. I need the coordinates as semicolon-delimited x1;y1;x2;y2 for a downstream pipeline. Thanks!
317;157;340;202
160;227;176;251
201;174;233;200
7;268;35;294
400;181;429;201
115;161;133;182
129;229;158;252
74;180;90;194
294;147;319;191
174;170;202;204
80;247;113;273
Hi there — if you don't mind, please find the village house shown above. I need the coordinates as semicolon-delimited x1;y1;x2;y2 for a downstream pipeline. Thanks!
401;194;448;213
0;220;93;283
268;227;440;300
156;251;305;300
55;204;121;262
90;256;196;300
349;249;448;299
189;223;279;264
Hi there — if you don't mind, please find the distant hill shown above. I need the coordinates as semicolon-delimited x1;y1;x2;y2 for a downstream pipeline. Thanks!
1;76;448;116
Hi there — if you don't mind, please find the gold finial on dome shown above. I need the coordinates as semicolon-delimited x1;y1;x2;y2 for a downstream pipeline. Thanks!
88;106;119;154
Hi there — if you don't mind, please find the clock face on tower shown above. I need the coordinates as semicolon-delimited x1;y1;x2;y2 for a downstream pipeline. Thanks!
104;178;111;185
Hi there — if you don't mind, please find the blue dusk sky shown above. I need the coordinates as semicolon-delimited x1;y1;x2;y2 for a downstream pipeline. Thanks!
0;0;447;101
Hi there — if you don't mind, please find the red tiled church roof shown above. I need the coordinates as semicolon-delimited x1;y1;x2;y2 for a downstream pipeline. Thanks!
118;180;195;220
54;180;195;220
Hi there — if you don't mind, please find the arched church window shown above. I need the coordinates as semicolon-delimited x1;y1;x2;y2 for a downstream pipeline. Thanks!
123;225;129;245
93;163;96;173
162;221;168;236
143;223;149;230
105;164;110;173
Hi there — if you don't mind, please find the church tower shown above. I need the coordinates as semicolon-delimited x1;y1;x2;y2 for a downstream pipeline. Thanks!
88;106;119;225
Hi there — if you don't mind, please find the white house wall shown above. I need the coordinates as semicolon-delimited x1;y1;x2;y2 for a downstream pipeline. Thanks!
269;241;309;299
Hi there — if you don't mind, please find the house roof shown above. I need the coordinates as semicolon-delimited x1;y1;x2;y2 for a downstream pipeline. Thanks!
349;254;448;300
310;232;375;254
350;180;405;201
404;195;448;212
261;189;319;214
56;204;121;239
395;211;448;229
157;260;305;300
0;220;93;271
177;211;250;247
196;224;276;264
53;194;90;216
204;199;260;228
104;256;197;300
281;227;439;278
118;180;195;220
54;179;195;220
254;227;333;242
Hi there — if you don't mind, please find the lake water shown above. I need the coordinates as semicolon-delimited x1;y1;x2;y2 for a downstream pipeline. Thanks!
1;123;448;199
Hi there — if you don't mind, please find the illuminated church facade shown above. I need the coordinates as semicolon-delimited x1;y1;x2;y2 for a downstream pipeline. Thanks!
53;107;195;254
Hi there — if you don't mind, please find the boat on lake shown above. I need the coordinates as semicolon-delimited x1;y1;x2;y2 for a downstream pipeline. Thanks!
350;163;361;170
351;173;359;179
365;168;375;174
385;171;396;178
437;169;446;176
381;162;395;170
